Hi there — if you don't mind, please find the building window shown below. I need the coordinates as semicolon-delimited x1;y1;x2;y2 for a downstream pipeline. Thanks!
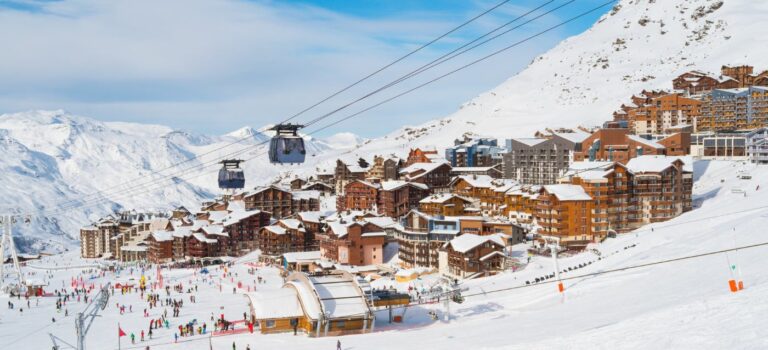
266;320;276;328
336;320;346;328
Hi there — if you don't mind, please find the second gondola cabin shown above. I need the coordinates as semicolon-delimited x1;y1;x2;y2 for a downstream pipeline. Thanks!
269;124;306;164
218;159;246;190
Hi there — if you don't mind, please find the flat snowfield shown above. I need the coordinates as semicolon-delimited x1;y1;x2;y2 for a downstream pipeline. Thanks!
2;160;768;349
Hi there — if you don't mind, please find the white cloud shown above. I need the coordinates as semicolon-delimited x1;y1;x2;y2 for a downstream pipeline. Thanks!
0;0;578;137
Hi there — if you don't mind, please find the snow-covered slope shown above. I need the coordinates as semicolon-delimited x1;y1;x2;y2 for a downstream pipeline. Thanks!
342;0;768;153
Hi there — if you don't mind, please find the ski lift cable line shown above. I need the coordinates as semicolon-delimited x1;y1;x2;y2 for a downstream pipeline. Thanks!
42;129;620;216
305;0;618;133
45;1;578;213
301;0;564;127
369;240;768;315
45;0;516;211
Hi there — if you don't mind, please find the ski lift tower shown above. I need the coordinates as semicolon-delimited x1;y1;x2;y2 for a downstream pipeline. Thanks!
49;282;111;350
0;214;27;294
541;235;564;293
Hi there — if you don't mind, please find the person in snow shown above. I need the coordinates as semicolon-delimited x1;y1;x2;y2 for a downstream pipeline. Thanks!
337;339;342;350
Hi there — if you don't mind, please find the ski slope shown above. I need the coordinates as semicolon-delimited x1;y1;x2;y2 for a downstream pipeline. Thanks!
2;160;767;349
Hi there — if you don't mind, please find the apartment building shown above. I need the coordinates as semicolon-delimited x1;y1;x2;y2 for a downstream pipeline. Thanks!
445;137;505;168
503;131;588;185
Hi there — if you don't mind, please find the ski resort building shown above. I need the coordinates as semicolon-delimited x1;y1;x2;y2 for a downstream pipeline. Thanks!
418;193;476;217
534;184;596;249
257;219;314;259
573;128;690;163
626;93;701;136
248;271;374;336
445;137;505;168
699;86;768;131
365;155;402;181
334;159;369;195
317;219;386;266
440;233;508;279
449;175;517;216
395;210;524;269
235;185;319;219
399;162;453;191
502;131;588;185
405;148;443;166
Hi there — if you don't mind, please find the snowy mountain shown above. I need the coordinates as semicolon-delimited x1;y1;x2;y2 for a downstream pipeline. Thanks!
342;0;768;152
0;110;349;252
3;0;768;252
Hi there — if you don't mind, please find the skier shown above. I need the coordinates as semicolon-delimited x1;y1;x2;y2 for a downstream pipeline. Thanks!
233;342;237;350
131;333;136;344
337;339;342;350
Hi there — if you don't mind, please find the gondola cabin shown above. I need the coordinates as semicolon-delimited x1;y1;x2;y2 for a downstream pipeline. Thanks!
218;159;246;190
269;124;306;164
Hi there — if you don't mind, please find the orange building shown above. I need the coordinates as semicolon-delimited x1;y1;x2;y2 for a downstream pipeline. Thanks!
319;220;386;266
574;128;690;163
534;184;595;249
627;94;701;135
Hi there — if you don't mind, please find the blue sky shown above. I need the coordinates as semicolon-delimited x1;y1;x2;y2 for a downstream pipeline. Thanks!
0;0;612;138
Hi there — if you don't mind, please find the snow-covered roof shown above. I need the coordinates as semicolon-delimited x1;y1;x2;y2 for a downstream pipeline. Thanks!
279;218;303;230
263;225;287;235
221;209;264;227
626;155;688;173
363;216;396;229
400;162;448;175
150;231;173;242
192;232;217;244
361;231;387;238
297;211;335;223
282;251;321;263
172;227;192;238
627;135;664;149
206;210;229;223
512;137;547;147
445;233;505;254
451;166;499;172
308;274;369;318
327;221;349;238
250;288;304;320
380;180;429;191
553;130;591;143
419;193;473;204
202;225;227;236
543;184;592;201
291;190;321;200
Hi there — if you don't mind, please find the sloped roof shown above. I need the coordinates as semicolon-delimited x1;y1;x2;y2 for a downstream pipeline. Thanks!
627;135;664;149
543;184;592;201
202;225;227;237
150;231;173;242
400;162;449;175
250;288;304;320
380;180;429;191
419;193;473;204
445;233;505;254
553;130;591;143
512;138;547;147
263;225;287;235
626;155;687;173
279;218;304;230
